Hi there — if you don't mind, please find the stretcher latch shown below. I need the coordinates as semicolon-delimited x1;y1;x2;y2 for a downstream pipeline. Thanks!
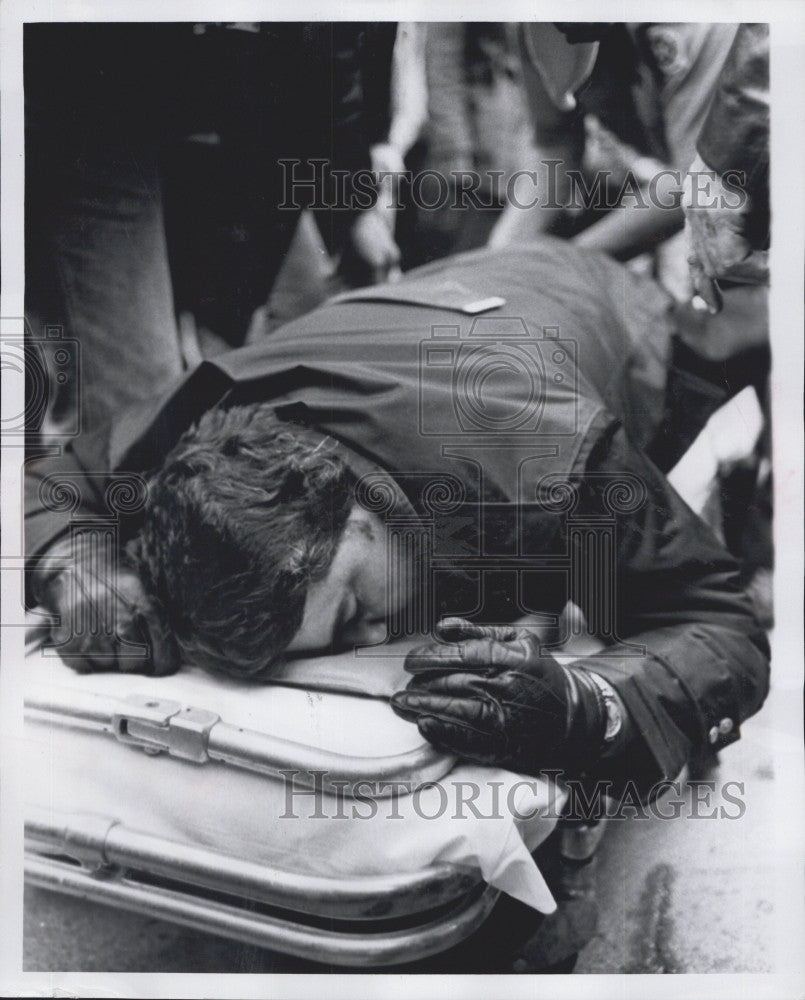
112;694;220;763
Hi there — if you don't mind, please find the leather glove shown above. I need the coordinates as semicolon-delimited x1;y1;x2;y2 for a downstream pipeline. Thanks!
33;535;179;675
391;618;608;777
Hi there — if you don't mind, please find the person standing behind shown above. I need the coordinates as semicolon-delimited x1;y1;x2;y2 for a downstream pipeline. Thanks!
25;22;397;438
682;23;770;313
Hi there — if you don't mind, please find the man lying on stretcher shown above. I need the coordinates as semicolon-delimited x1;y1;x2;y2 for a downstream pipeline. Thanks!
26;242;770;801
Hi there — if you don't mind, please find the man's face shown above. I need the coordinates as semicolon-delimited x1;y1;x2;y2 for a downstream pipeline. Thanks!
284;506;411;655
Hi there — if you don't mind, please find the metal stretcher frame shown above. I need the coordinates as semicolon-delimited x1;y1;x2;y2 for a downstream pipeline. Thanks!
25;807;498;967
26;682;456;795
23;673;506;966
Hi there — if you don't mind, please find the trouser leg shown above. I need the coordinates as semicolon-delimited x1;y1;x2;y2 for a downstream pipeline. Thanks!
26;133;183;436
647;336;771;475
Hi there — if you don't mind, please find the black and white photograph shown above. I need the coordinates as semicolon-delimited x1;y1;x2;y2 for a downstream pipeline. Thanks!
1;1;803;996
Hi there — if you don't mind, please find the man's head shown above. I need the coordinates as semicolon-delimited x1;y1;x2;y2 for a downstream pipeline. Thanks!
131;403;365;678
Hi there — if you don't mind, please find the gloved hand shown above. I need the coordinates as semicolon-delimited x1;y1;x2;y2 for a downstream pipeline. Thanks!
391;618;609;777
33;535;178;675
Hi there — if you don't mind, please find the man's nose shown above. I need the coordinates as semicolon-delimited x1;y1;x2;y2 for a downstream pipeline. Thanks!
346;619;389;646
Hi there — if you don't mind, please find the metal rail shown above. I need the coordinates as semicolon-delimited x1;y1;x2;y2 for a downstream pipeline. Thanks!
25;807;481;921
26;684;455;796
25;855;498;967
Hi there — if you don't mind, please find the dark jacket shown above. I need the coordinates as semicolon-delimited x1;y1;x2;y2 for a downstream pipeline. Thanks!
25;243;770;796
25;22;376;342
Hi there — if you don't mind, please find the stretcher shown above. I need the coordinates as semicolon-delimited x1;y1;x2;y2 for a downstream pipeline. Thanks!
24;635;572;969
23;385;748;970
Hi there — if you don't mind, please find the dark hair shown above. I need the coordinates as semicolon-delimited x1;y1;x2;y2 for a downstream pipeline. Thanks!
129;403;356;679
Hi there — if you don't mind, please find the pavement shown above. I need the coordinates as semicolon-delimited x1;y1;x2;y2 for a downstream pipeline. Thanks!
22;685;801;976
575;712;782;973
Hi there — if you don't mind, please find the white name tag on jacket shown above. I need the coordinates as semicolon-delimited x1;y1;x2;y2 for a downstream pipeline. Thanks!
330;276;505;315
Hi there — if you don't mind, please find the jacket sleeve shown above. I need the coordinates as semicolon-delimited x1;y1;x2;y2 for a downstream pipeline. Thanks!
696;23;769;197
570;422;770;798
25;431;115;605
25;360;234;605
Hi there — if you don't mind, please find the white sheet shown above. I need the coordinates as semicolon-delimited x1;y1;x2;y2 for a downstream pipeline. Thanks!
24;646;565;913
23;422;740;919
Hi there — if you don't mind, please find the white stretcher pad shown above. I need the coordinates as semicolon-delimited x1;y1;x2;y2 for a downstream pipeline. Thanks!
24;420;737;925
24;643;566;914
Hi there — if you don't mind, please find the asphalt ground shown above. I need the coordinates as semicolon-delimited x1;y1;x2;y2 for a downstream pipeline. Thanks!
22;682;799;977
